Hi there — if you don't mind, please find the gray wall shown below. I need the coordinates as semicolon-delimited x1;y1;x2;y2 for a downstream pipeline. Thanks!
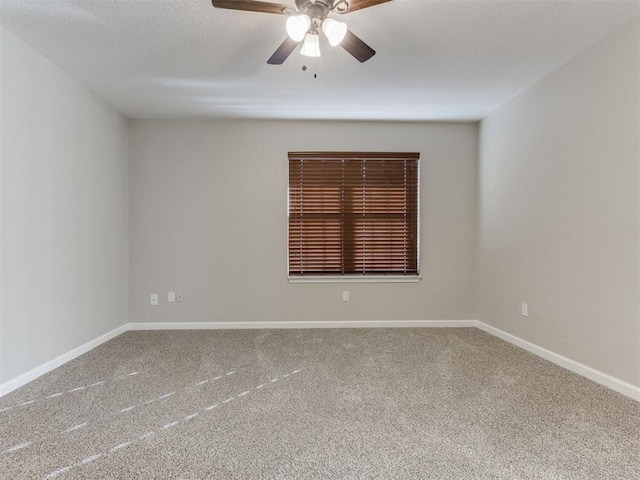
3;16;638;394
0;27;129;383
478;18;639;387
129;120;478;325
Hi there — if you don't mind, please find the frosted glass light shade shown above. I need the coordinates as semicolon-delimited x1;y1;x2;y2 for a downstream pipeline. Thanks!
300;33;321;57
286;14;311;42
322;18;347;46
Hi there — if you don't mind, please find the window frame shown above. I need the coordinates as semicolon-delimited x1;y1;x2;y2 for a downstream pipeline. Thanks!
287;151;421;283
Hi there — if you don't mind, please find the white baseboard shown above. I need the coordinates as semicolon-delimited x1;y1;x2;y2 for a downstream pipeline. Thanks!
0;324;128;397
127;320;477;330
475;321;640;402
2;319;638;403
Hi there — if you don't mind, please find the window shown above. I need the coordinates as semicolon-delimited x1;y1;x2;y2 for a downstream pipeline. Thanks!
288;152;419;279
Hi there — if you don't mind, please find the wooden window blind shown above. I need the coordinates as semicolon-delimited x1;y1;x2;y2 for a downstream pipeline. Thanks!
288;152;419;276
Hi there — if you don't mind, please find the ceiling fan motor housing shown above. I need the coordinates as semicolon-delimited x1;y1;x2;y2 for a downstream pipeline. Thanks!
296;0;334;19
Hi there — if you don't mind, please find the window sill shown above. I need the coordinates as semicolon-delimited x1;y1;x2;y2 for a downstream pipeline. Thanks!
288;275;422;284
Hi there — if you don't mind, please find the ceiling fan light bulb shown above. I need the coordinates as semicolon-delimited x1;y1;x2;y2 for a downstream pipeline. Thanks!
300;33;321;57
286;14;311;42
322;18;347;46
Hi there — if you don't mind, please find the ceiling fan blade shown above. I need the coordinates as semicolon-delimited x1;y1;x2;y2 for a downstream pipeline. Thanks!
340;30;376;62
267;37;301;64
211;0;295;15
337;0;391;14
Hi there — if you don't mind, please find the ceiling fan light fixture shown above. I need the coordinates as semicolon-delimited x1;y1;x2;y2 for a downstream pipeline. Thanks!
286;14;311;42
322;17;347;46
300;33;321;57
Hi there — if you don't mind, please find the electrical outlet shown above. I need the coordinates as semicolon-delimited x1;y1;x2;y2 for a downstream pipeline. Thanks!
521;303;528;317
168;291;176;303
150;294;158;306
342;291;349;302
176;292;184;303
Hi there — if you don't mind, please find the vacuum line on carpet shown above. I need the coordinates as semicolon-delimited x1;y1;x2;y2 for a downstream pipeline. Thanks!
63;423;87;434
44;465;73;479
5;369;238;457
0;371;142;413
122;368;237;413
80;454;101;464
2;442;31;454
110;442;131;452
41;369;302;479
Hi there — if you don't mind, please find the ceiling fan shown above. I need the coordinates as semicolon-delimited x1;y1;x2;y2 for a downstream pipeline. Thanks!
211;0;391;64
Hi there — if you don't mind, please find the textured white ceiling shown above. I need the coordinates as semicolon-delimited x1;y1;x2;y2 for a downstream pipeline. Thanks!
1;0;638;121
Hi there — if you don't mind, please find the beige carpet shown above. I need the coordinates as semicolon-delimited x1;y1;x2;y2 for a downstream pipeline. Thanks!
0;328;638;479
